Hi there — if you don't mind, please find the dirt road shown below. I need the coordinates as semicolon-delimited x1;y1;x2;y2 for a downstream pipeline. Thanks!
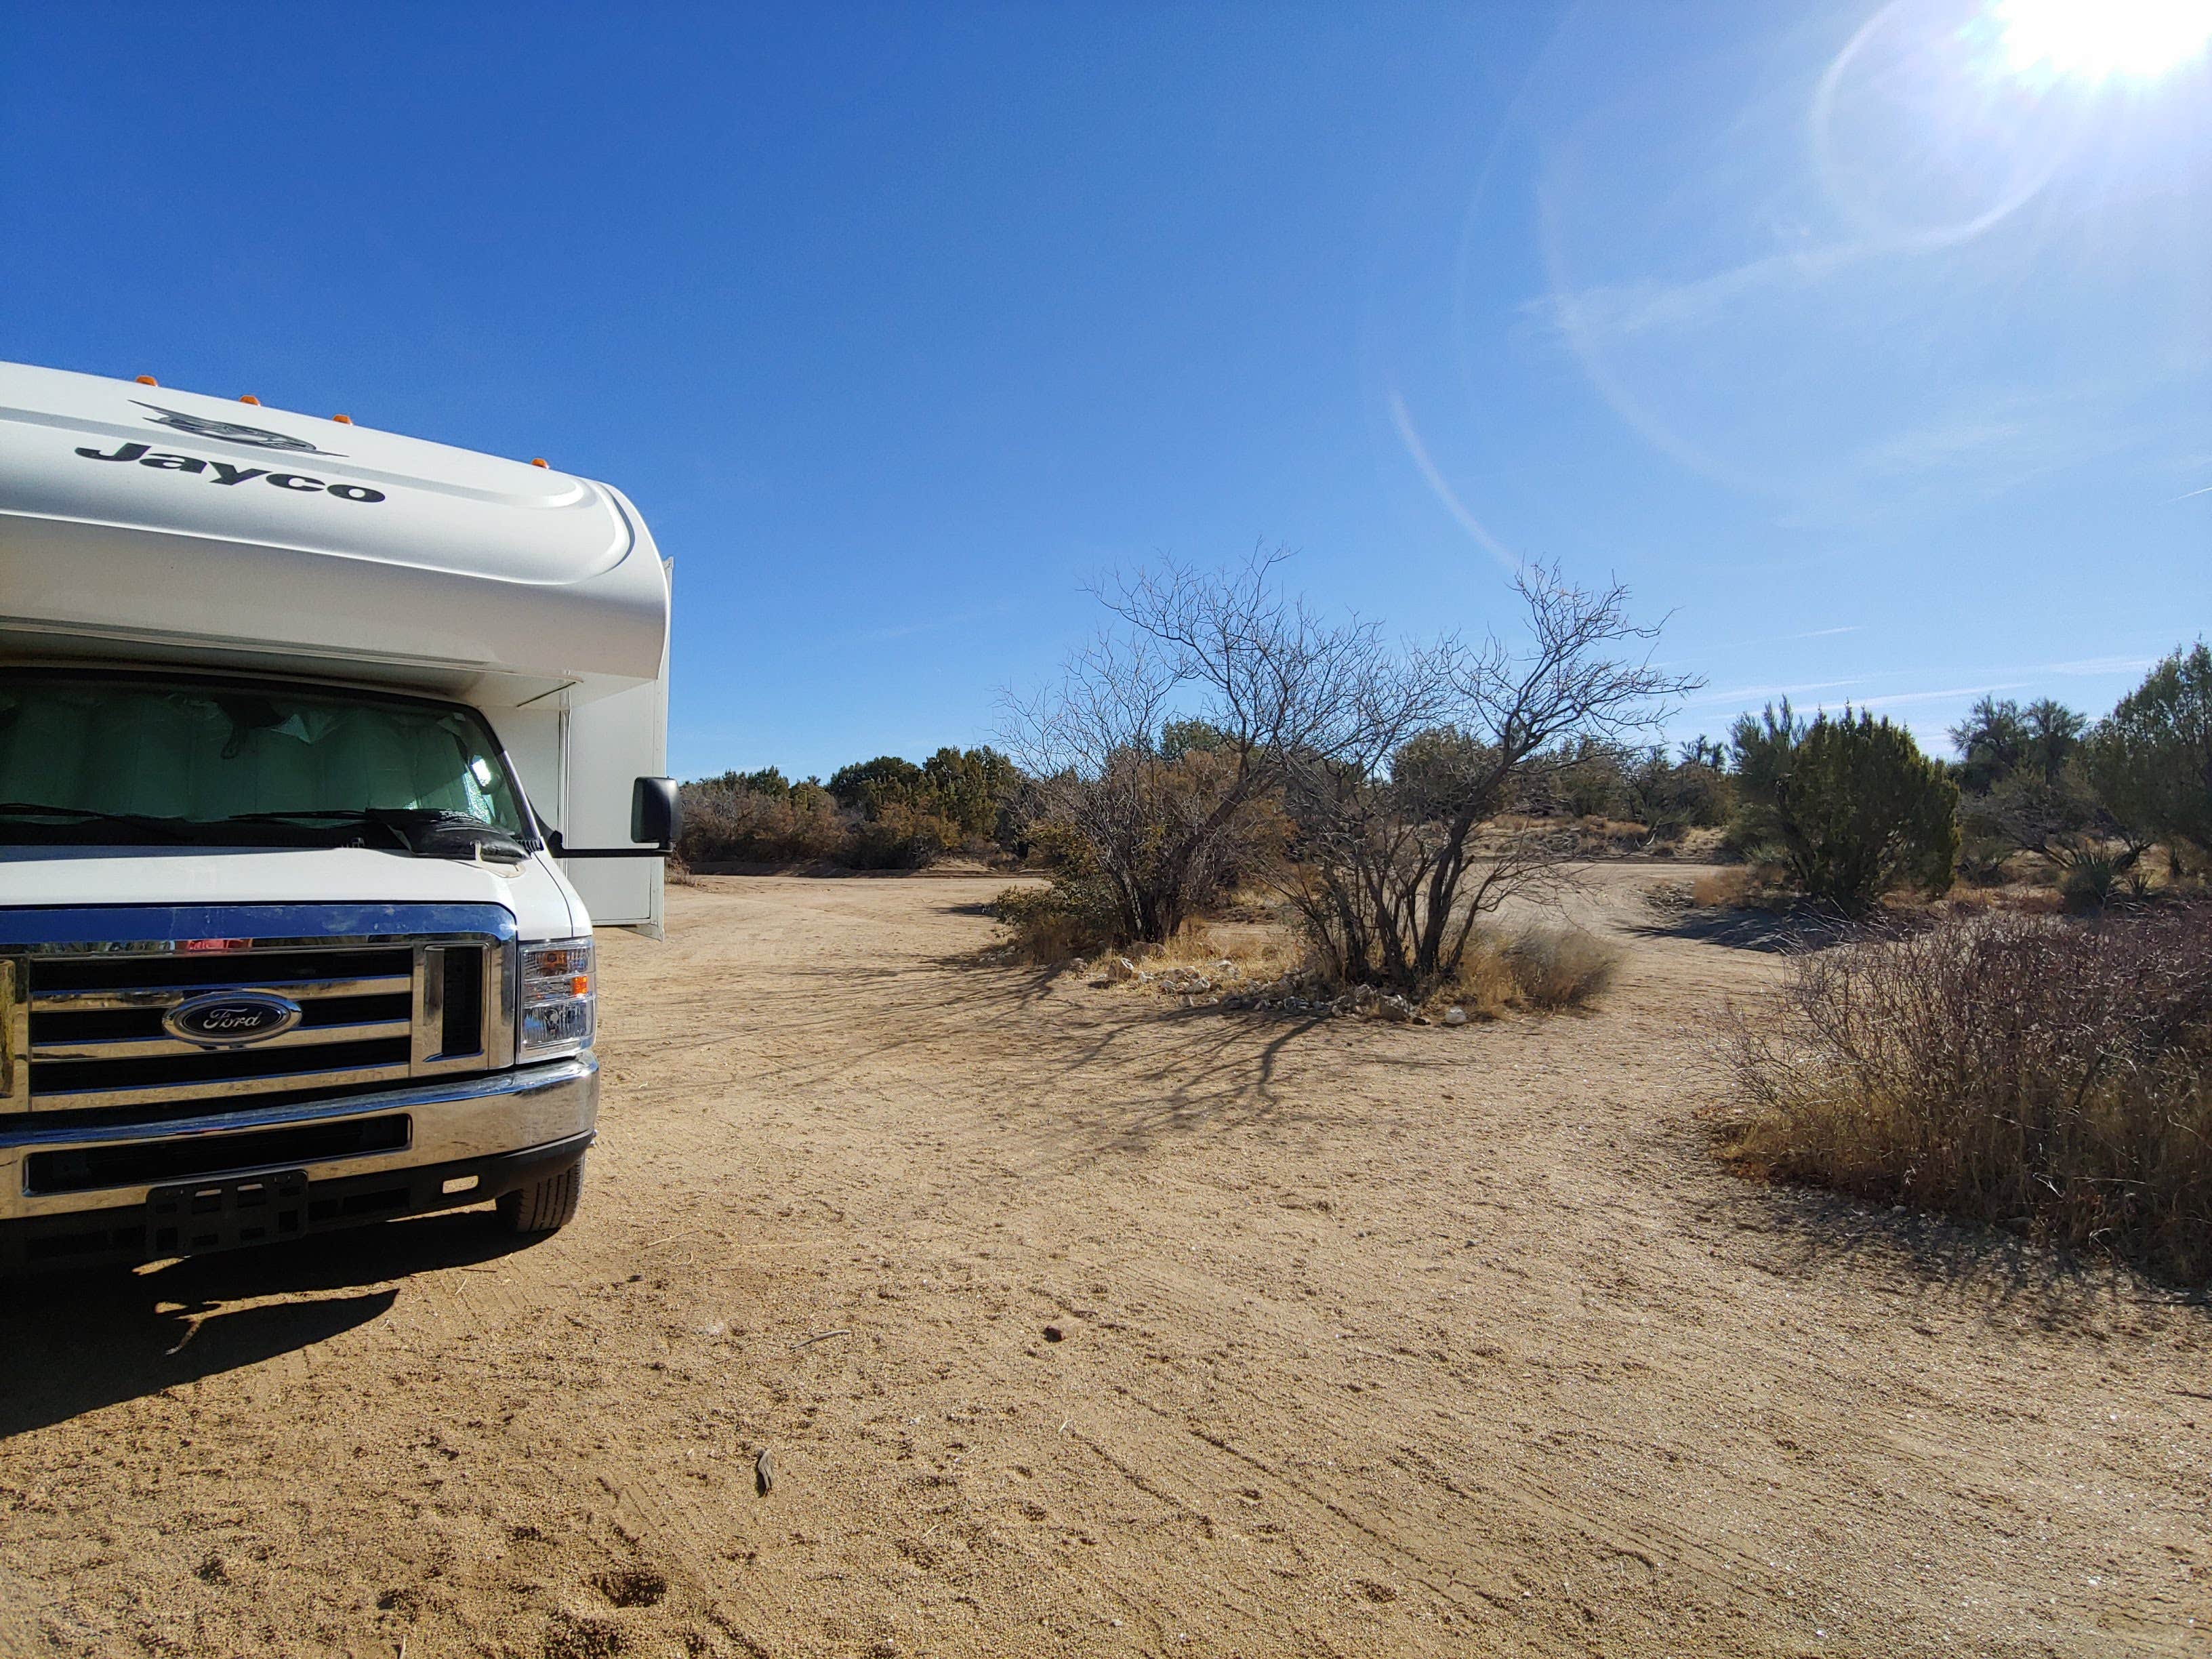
3;868;2207;1658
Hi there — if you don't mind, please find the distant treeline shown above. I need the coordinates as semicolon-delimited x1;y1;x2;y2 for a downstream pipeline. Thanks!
676;747;1021;869
677;642;2211;916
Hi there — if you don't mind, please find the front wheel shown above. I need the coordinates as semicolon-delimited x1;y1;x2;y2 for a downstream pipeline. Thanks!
499;1156;583;1234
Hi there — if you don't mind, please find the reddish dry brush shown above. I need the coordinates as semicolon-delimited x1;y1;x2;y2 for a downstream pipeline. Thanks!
1721;904;2212;1282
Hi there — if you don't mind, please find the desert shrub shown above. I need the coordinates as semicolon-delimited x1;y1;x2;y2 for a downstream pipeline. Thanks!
2060;851;2139;914
1503;925;1618;1008
847;802;964;869
1551;741;1631;819
826;755;926;815
2085;643;2212;883
1626;748;1734;838
1023;745;1287;942
1963;771;2119;877
676;774;849;864
1729;702;1958;913
1954;832;2013;886
990;880;1122;963
1723;906;2212;1283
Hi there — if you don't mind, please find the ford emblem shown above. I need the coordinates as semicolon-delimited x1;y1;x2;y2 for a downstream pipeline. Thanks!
163;990;304;1048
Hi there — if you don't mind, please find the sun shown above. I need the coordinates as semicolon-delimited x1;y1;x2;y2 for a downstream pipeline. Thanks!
1993;0;2212;79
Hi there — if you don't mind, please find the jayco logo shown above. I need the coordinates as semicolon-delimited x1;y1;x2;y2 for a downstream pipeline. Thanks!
75;440;388;504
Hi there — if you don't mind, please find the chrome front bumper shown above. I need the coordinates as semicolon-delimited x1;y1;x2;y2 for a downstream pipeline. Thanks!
0;1054;598;1222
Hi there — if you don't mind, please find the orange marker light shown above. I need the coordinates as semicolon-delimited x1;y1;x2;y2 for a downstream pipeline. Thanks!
239;394;261;406
531;457;549;468
332;413;353;424
135;375;158;386
570;975;591;996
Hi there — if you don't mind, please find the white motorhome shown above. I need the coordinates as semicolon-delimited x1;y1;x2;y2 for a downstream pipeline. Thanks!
0;361;675;1271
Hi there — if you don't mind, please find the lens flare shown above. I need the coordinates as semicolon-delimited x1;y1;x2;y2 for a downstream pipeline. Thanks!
1994;0;2212;79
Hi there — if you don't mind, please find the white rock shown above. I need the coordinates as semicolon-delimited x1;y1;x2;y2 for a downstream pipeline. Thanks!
1443;1006;1468;1026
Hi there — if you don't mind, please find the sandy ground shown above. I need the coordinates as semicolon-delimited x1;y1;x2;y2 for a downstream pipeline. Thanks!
2;866;2208;1658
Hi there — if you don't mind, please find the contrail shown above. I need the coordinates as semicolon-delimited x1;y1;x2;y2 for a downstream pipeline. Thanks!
1389;390;1519;573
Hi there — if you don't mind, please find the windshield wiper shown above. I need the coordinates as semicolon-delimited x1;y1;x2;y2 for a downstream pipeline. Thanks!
0;802;194;842
216;808;531;861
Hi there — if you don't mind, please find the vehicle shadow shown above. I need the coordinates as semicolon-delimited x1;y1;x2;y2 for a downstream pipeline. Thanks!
0;1210;539;1439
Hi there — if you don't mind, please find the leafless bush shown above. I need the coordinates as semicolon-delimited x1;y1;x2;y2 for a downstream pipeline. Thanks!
1283;565;1698;994
1002;548;1383;945
1003;553;1692;981
1723;905;2212;1282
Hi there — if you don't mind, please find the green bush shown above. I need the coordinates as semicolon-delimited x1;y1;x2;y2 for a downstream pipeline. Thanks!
2060;852;2135;914
1626;748;1733;837
1553;741;1630;819
990;880;1123;962
1729;703;1957;914
2085;643;2212;882
828;746;1023;858
1948;695;2085;793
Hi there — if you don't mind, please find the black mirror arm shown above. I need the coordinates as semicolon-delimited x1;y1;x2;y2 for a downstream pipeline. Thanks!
537;779;682;859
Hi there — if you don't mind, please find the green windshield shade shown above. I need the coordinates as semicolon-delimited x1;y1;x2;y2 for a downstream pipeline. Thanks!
0;676;528;832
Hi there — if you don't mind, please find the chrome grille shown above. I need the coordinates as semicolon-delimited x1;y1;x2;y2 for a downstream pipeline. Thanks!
16;938;508;1116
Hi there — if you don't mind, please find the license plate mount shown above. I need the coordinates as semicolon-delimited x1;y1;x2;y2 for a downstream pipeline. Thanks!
146;1168;309;1259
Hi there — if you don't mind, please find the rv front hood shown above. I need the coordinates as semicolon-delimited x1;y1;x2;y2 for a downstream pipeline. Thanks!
0;846;581;939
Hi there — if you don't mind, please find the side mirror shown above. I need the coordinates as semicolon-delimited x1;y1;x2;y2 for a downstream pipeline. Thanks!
631;776;681;848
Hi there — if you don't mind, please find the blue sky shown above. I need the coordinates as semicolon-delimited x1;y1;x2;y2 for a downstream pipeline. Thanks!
4;3;2205;779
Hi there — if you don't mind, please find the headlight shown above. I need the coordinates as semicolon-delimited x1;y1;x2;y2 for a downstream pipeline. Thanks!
518;937;595;1059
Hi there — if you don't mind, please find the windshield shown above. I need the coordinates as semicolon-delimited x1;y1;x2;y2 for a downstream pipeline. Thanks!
0;672;533;848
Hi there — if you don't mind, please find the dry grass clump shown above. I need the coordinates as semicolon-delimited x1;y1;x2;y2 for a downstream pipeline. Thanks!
1721;905;2212;1283
1433;925;1618;1019
1443;934;1521;1019
1502;925;1620;1009
1131;920;1305;983
1691;869;1750;908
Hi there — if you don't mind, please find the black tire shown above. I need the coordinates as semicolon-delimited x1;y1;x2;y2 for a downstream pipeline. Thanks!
499;1155;583;1234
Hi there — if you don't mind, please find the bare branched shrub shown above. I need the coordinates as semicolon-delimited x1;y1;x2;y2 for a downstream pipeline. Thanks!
1284;565;1698;995
1002;553;1689;993
1723;906;2212;1282
1002;548;1380;945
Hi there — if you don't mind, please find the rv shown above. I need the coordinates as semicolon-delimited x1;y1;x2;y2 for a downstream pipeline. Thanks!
0;361;675;1270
